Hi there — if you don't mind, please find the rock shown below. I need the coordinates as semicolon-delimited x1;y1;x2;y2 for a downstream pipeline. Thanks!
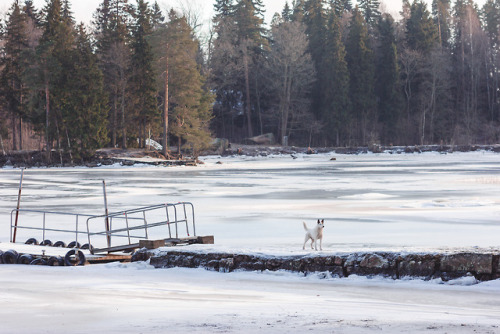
398;255;438;279
440;253;493;276
219;258;234;272
360;254;389;269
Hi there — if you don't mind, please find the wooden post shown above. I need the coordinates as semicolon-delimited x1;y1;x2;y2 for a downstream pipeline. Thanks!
102;180;111;248
12;168;24;243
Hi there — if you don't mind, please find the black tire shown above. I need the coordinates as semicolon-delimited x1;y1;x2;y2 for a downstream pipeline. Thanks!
67;241;81;249
64;249;86;266
81;243;93;251
30;258;48;265
47;256;64;266
40;239;53;246
2;250;19;264
0;250;4;264
53;241;66;248
17;254;34;265
25;238;39;245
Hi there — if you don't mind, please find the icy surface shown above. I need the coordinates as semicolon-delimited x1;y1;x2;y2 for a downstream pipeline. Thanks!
1;151;500;332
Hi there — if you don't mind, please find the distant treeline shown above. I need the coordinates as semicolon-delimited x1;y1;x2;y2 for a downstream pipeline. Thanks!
1;0;500;161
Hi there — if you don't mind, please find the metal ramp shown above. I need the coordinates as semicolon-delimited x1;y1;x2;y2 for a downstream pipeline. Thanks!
5;169;213;265
84;202;196;254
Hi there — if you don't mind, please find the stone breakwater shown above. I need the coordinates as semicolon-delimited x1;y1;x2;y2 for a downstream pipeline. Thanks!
132;250;500;281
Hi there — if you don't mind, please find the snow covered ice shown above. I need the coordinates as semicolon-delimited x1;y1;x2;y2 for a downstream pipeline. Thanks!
1;151;500;333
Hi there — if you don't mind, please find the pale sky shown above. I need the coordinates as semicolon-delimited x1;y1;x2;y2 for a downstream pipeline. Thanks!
1;0;488;28
2;0;408;27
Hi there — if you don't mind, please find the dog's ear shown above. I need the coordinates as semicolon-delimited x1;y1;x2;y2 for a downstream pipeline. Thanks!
317;219;320;224
321;219;324;224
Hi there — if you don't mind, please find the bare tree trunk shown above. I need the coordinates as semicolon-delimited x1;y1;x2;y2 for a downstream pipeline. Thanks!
243;45;253;137
19;87;23;150
11;113;17;151
0;134;5;155
162;44;169;157
120;69;127;149
45;80;51;162
19;117;22;150
112;92;117;147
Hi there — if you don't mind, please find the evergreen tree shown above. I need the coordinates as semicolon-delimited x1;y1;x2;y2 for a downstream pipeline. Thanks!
0;1;31;150
63;25;108;159
154;10;213;156
291;0;305;22
282;2;293;21
151;1;164;30
406;0;439;54
214;0;235;20
358;0;381;27
209;13;240;141
345;6;375;144
129;0;157;148
432;0;452;48
331;0;353;15
376;14;401;144
233;0;267;137
36;0;76;160
303;0;327;121
94;0;131;148
323;8;350;145
23;0;41;26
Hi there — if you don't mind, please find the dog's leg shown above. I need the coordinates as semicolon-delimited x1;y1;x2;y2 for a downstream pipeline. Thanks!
312;238;316;250
319;238;322;251
303;235;309;250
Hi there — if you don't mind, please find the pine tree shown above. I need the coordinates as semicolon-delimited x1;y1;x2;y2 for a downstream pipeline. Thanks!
151;1;164;30
0;1;30;150
35;0;77;161
94;0;131;148
282;2;292;21
233;0;267;137
129;0;157;148
345;6;375;144
358;0;381;27
162;10;213;156
432;0;452;48
214;0;235;20
331;0;353;15
376;14;401;144
406;0;439;54
323;9;350;145
303;0;327;121
291;0;305;22
63;24;108;159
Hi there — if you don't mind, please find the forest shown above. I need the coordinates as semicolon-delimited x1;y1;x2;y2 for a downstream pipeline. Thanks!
1;0;500;162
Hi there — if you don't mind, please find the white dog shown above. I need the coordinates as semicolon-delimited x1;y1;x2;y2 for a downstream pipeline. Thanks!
302;219;324;251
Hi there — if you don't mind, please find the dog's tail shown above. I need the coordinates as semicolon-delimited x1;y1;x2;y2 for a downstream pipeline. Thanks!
303;221;308;231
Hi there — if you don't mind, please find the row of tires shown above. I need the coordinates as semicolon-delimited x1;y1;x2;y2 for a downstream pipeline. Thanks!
0;249;86;266
25;238;93;251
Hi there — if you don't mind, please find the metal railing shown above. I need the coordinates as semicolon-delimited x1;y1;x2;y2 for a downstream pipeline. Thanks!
10;202;196;255
85;202;195;254
10;209;94;245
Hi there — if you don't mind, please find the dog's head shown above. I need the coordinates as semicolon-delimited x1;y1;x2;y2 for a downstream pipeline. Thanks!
317;219;324;228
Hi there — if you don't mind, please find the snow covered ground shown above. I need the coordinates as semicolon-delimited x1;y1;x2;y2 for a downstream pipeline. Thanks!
1;151;500;333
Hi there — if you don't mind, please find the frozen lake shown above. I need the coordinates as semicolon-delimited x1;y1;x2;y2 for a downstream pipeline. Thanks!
1;151;500;334
1;151;499;252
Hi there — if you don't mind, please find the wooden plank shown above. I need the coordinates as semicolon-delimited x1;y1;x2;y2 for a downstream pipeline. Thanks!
197;236;214;244
86;254;131;264
139;239;165;249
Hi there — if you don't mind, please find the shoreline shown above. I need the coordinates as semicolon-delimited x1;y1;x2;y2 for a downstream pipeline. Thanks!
1;143;499;168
